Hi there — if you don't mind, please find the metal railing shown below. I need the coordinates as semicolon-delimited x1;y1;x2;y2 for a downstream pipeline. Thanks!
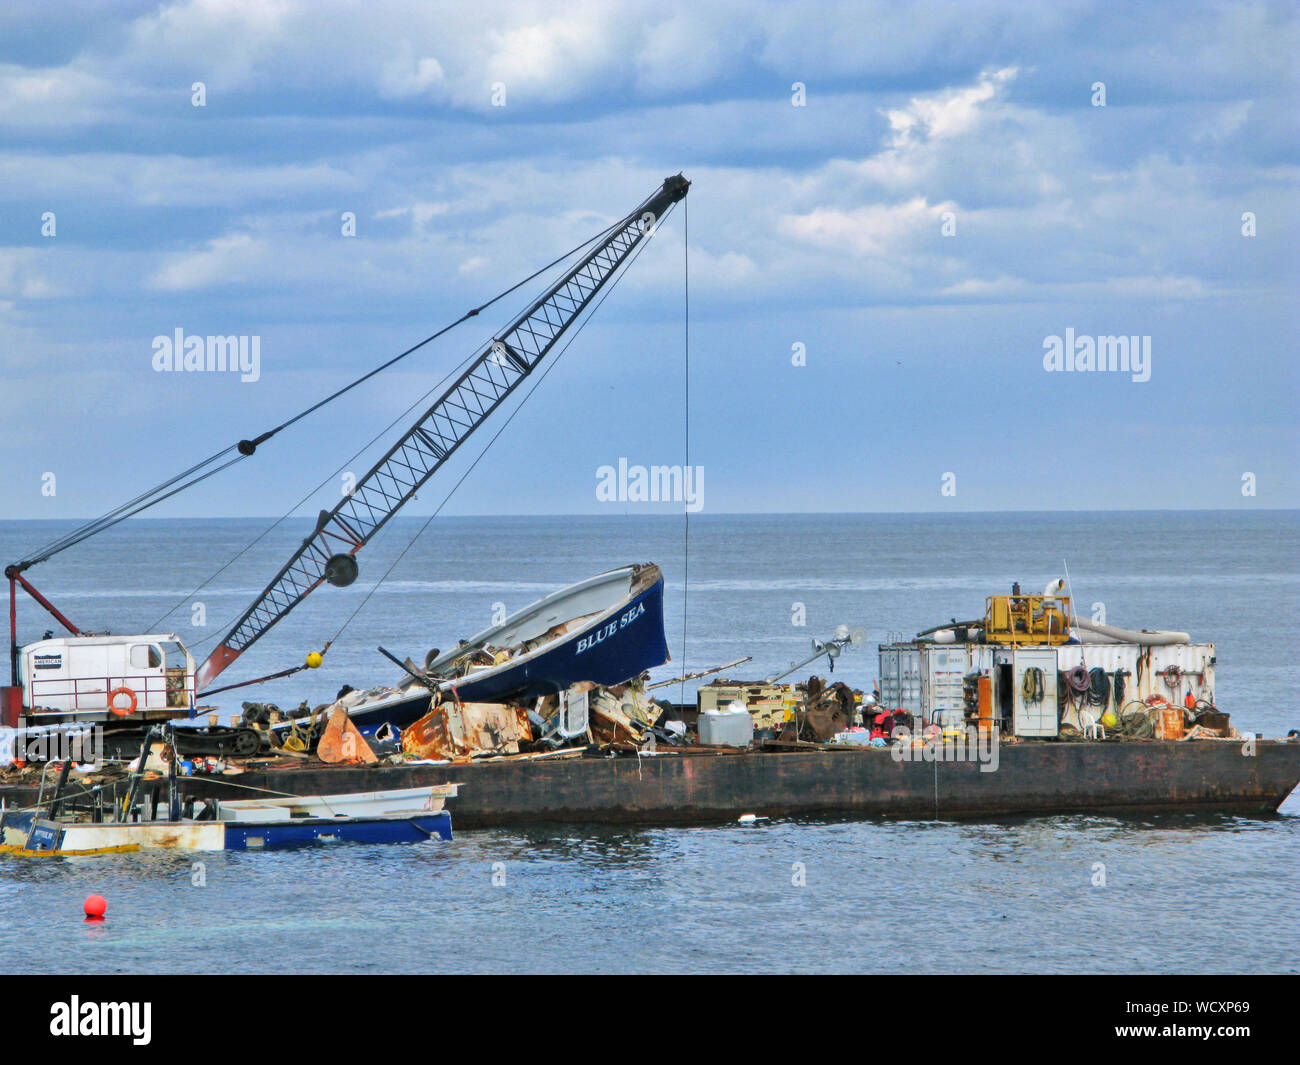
27;670;194;713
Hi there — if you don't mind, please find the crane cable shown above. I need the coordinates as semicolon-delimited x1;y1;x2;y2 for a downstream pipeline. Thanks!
149;322;513;640
190;205;676;694
145;211;642;638
678;196;691;707
14;207;643;572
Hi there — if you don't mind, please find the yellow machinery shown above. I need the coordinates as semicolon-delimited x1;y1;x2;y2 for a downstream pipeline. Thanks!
984;591;1072;646
697;680;801;729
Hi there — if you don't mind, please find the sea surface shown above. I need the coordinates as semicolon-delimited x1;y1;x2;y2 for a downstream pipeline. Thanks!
0;510;1296;974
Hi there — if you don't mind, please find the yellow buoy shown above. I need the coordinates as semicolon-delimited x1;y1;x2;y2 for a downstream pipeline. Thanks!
1101;711;1118;729
305;651;323;669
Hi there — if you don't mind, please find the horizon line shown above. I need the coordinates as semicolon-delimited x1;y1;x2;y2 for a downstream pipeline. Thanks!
1;506;1296;523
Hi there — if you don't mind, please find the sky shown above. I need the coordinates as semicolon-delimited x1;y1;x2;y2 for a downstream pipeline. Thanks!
0;0;1297;522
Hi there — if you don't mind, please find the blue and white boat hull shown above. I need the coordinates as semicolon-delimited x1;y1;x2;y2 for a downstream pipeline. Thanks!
276;564;671;736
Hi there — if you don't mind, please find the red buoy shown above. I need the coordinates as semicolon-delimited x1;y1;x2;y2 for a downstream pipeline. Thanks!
83;894;107;919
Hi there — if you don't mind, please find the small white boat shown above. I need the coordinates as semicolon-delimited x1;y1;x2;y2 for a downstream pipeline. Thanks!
213;784;456;822
0;785;457;853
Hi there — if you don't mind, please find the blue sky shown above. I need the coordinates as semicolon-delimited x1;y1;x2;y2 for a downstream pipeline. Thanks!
0;0;1296;520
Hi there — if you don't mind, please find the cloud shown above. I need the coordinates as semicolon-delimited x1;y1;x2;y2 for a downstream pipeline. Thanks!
0;1;1296;519
0;248;59;299
149;232;270;290
0;61;126;126
779;198;956;258
883;67;1017;146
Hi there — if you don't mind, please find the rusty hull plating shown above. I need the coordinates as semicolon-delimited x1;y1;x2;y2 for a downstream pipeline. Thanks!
168;738;1300;828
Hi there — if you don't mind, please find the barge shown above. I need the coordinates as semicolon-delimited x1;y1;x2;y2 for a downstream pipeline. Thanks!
4;740;1296;828
152;739;1300;826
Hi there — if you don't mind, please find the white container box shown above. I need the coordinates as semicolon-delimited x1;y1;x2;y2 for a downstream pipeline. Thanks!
698;709;755;747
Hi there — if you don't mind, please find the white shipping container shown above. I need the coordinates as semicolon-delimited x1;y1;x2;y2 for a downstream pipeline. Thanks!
1055;643;1215;709
879;644;922;714
878;639;1216;736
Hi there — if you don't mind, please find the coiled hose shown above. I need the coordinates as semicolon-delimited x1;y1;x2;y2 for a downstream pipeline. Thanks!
1021;667;1045;704
1087;667;1110;708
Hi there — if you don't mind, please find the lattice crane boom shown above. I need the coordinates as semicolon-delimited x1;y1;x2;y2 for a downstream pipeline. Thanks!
196;174;689;689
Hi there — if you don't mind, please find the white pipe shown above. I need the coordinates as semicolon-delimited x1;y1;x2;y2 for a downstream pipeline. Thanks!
1071;617;1189;645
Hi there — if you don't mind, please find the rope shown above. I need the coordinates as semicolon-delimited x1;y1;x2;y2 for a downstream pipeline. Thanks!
1086;666;1110;708
1117;699;1156;738
1064;666;1090;693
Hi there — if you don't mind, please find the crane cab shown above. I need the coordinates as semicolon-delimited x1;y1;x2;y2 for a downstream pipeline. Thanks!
15;634;196;723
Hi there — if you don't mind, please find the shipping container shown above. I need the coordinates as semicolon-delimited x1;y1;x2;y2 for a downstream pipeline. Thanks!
877;639;1215;738
879;643;922;715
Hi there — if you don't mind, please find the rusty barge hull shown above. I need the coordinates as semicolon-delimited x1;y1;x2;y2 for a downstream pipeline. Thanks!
164;740;1300;828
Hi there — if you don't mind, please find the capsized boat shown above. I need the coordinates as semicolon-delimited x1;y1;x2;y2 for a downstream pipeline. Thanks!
0;785;456;854
276;562;670;734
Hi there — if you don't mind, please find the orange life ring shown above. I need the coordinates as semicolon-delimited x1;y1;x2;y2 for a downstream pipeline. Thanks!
107;687;138;716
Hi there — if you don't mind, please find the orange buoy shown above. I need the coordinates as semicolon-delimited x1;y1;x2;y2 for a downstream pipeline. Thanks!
84;894;107;919
107;687;137;716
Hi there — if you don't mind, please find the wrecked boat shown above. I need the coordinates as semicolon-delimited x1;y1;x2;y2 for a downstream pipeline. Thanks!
0;783;457;855
275;563;669;735
425;562;668;702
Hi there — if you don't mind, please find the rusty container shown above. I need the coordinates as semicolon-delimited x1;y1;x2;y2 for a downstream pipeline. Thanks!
1156;706;1184;740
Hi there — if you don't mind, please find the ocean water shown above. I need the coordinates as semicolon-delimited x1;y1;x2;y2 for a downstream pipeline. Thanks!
0;510;1296;974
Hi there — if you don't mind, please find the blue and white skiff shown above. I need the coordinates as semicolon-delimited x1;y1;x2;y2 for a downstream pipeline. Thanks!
0;785;456;853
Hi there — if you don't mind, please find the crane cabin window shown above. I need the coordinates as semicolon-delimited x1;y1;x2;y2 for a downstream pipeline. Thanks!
130;644;163;670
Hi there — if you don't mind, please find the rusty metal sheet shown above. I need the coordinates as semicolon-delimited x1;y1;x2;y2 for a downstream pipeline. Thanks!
318;708;379;764
401;701;531;760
